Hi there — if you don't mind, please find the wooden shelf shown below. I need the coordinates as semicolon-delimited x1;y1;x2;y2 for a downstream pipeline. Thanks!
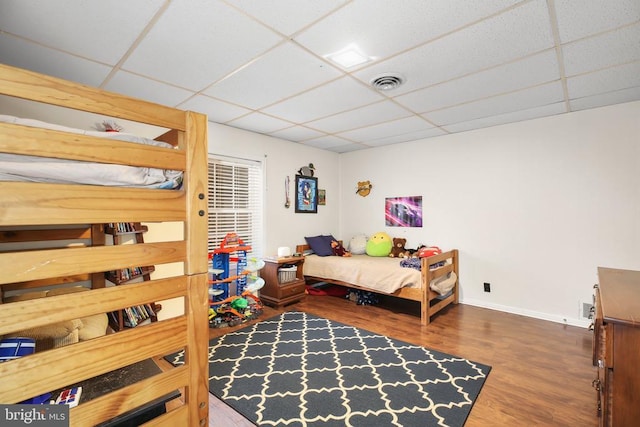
105;222;160;331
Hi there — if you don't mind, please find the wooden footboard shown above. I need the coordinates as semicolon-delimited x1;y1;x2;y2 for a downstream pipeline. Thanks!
296;245;459;326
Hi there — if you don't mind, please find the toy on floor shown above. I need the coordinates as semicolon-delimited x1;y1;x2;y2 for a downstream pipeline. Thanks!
209;290;264;328
347;289;379;305
53;387;82;408
209;233;265;303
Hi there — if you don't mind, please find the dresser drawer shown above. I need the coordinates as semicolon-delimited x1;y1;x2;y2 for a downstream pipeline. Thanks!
280;282;306;298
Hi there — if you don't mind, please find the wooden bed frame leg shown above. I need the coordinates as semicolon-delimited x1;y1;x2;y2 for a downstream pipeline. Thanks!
421;297;430;326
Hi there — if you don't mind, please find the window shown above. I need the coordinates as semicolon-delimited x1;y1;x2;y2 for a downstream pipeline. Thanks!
207;156;263;258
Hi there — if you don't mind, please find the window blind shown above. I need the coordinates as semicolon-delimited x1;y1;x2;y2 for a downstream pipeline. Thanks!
207;156;263;258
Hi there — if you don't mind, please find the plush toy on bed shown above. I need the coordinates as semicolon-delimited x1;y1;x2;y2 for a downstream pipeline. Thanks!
331;240;351;257
389;238;407;258
365;232;392;257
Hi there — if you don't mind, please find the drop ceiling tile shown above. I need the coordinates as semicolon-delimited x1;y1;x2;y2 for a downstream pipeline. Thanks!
331;143;369;153
424;81;565;125
178;95;251;123
296;0;523;70
304;136;365;153
395;49;560;113
0;34;111;86
0;0;165;64
443;102;567;133
364;127;447;147
205;43;342;109
570;86;640;111
269;126;326;142
226;0;349;36
352;0;555;94
554;0;640;43
303;135;354;149
228;112;292;134
563;22;640;76
262;76;383;123
104;71;193;106
122;0;283;91
567;61;640;100
337;116;434;142
306;101;412;134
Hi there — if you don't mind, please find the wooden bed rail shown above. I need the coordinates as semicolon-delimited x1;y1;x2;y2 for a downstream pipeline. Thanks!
0;64;209;426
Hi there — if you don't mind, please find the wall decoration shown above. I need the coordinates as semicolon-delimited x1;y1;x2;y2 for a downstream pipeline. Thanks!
284;176;291;209
385;196;422;227
295;176;318;213
297;163;315;177
318;189;326;205
356;180;372;197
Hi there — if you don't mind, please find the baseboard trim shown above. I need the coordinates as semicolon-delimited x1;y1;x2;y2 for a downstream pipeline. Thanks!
460;298;592;328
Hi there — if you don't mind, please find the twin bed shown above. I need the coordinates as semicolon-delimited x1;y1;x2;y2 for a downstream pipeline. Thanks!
0;64;209;426
297;244;459;326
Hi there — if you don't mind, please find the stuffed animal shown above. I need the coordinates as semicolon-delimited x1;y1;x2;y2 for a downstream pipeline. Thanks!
389;238;407;258
365;232;392;257
417;246;442;258
348;234;367;255
331;240;351;257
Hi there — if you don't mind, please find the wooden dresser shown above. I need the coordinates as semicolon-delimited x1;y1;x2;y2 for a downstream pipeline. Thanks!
593;267;640;427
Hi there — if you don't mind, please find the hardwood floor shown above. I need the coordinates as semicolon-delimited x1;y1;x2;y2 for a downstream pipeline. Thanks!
193;294;597;426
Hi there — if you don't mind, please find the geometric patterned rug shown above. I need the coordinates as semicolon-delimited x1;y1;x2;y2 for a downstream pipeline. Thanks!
165;311;491;426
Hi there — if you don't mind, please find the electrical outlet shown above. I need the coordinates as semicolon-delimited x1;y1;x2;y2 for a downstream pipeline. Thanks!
483;282;491;292
582;302;594;318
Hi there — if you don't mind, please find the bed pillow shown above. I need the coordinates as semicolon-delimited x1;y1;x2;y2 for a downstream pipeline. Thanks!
305;235;335;257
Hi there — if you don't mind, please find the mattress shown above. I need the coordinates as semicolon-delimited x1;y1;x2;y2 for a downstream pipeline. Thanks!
0;115;182;189
302;254;421;294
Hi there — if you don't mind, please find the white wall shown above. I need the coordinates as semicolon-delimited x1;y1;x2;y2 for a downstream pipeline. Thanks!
207;123;341;257
339;101;640;326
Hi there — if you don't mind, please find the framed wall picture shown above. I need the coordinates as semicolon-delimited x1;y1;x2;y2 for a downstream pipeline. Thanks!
385;196;422;227
295;176;318;213
318;189;326;205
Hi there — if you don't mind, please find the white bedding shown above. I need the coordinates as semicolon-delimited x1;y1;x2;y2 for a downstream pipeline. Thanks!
303;254;421;294
0;115;182;189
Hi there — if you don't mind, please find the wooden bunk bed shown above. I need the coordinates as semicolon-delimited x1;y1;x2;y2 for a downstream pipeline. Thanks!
297;244;459;326
0;64;209;426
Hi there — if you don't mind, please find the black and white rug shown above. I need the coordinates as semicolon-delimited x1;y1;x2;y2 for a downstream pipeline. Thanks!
165;311;490;426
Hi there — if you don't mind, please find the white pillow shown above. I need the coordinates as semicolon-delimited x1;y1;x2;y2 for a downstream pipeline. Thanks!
349;234;367;255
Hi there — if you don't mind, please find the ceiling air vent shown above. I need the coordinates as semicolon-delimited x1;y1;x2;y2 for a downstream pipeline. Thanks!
370;73;405;91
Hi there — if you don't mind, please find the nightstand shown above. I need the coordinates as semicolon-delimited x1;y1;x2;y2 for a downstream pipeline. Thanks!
260;256;306;307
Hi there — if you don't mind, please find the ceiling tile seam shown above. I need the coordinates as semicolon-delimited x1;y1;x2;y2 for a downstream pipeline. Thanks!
191;39;290;99
546;0;571;113
0;30;116;69
559;18;640;47
98;0;173;89
566;58;640;81
222;0;353;41
197;0;352;103
328;0;537;77
422;82;566;128
568;85;640;103
226;109;312;133
418;76;563;117
389;46;559;101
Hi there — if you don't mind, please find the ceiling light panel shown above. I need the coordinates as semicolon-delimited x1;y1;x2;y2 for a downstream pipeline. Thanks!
326;44;371;68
